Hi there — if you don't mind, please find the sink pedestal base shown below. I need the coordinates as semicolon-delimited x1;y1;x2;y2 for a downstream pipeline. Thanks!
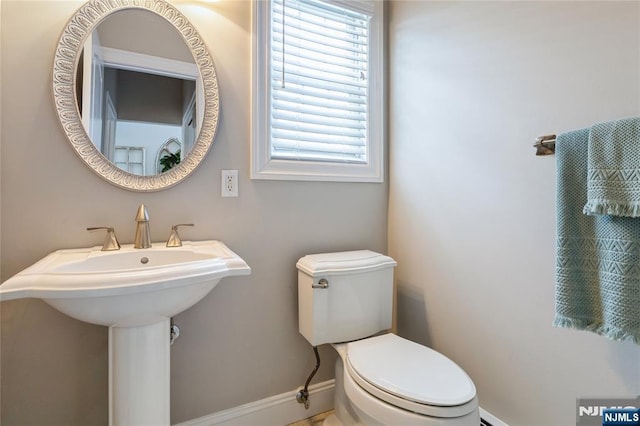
109;319;170;425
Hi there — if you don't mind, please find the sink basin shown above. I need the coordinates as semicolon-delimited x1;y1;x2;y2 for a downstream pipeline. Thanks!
1;239;250;425
0;240;251;326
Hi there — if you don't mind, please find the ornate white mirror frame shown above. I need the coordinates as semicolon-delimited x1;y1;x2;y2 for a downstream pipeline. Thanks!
53;0;219;192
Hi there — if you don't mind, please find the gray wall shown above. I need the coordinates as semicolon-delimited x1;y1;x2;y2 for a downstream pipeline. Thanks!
97;8;195;63
388;1;640;425
115;69;187;125
0;1;387;424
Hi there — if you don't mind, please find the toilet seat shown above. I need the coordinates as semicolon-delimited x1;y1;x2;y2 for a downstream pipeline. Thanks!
346;334;477;418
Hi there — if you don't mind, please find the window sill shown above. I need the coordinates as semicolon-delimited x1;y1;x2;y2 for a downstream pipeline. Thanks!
250;158;383;183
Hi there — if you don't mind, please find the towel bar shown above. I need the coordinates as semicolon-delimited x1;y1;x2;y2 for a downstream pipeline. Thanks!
534;134;556;155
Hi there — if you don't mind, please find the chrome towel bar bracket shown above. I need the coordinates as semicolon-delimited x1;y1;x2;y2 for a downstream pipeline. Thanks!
534;134;556;155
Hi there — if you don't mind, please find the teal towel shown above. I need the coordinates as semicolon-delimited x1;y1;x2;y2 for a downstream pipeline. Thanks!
584;117;640;217
555;129;640;344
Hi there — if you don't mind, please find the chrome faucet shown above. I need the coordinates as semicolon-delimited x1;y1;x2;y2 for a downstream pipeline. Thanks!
134;204;152;249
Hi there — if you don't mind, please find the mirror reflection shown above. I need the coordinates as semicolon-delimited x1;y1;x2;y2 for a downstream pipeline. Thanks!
76;9;204;176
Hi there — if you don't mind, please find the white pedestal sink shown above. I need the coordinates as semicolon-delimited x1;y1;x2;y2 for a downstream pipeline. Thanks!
0;240;251;425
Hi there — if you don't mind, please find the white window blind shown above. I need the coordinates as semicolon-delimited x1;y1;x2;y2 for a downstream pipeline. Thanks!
270;0;371;164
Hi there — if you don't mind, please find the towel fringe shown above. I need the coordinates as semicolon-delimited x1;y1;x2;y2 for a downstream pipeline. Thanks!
584;201;640;217
553;315;640;345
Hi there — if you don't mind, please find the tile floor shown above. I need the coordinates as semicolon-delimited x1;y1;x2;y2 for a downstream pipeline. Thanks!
287;410;490;426
288;410;334;426
288;410;490;426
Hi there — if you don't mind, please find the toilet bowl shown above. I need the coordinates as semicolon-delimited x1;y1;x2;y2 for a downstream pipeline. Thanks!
297;251;479;425
328;334;479;425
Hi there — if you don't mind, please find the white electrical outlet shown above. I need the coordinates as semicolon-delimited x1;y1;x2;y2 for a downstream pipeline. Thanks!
221;170;238;197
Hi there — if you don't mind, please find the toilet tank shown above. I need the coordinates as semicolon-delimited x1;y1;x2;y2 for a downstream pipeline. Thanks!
297;250;397;346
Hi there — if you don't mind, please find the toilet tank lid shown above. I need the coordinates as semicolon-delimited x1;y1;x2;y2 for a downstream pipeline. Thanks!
296;250;397;276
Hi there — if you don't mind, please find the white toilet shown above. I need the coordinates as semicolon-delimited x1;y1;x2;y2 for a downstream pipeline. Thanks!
297;250;480;425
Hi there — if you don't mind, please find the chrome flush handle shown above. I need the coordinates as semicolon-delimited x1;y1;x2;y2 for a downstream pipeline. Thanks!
312;278;329;289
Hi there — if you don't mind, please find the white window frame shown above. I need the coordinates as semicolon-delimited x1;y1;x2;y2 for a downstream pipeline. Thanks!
251;0;384;182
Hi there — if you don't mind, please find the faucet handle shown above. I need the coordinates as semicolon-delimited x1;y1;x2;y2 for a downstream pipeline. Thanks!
166;224;194;247
87;227;121;251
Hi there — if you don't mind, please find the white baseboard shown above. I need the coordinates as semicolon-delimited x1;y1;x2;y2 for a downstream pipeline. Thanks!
480;406;509;426
175;379;335;426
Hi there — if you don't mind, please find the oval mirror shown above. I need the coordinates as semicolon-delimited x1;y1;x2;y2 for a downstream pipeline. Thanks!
53;0;219;191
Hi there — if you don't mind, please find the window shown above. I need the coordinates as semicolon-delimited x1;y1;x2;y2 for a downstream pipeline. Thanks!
251;0;384;182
